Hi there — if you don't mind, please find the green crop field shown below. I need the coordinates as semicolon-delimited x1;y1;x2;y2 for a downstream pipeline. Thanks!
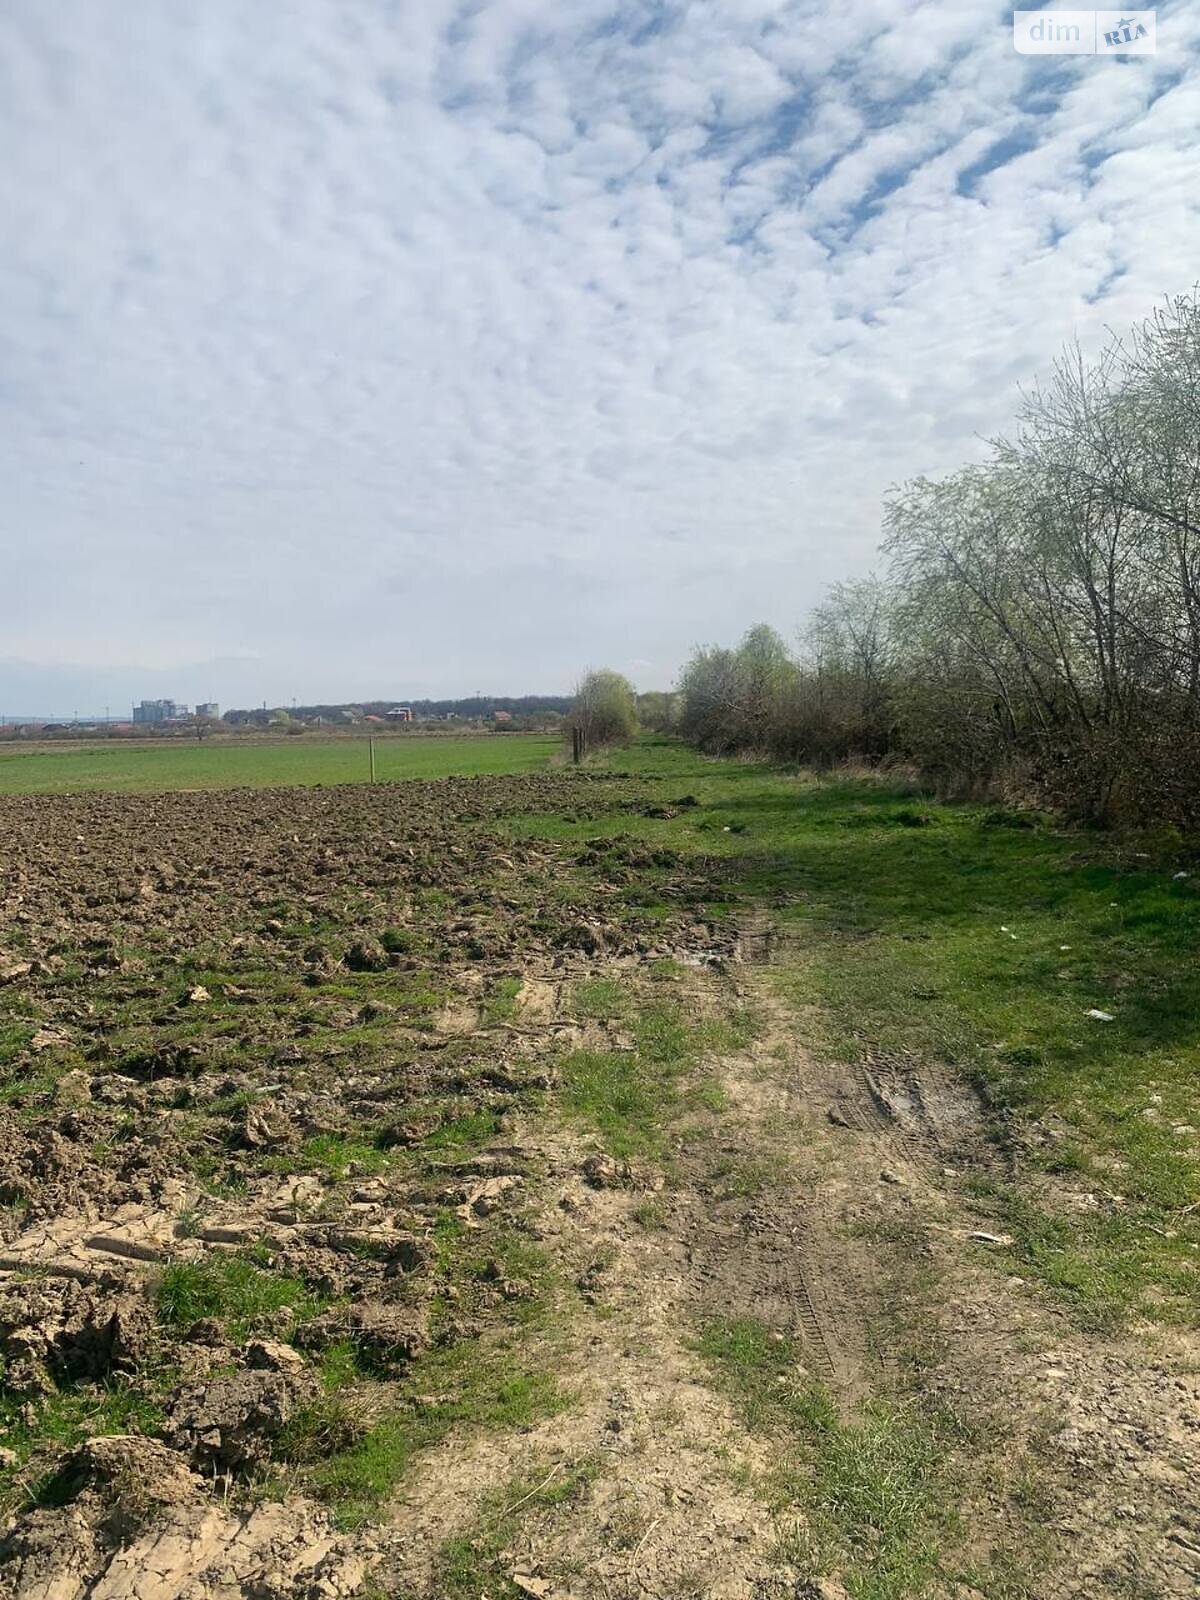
0;733;559;794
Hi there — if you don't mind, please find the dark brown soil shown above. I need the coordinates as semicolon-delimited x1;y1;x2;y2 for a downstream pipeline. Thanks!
0;775;736;1597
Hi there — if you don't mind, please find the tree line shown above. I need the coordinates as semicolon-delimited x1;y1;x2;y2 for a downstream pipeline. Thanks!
227;696;574;724
675;292;1200;826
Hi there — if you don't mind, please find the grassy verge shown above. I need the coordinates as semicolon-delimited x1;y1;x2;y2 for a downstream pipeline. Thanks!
696;1315;1046;1600
529;740;1200;1326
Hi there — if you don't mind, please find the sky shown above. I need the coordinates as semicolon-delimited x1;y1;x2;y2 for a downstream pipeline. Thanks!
2;1;1199;713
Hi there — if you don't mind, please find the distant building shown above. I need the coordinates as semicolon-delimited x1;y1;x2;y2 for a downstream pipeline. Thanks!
133;699;186;724
195;702;220;719
492;709;513;723
386;706;413;723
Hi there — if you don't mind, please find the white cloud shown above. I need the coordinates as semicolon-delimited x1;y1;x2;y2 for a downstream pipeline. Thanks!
1;0;1199;710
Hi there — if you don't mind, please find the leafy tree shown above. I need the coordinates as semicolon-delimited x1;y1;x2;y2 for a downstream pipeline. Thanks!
569;670;638;749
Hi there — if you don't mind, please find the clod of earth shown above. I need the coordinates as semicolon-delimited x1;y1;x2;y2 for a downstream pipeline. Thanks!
166;1367;319;1473
0;1278;154;1395
0;1435;369;1599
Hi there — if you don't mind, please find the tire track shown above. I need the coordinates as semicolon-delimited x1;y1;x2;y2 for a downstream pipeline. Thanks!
689;1201;850;1386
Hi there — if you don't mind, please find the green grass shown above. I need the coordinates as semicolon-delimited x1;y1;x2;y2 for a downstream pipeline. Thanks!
696;1317;950;1600
559;1000;757;1160
963;1177;1199;1331
293;1341;568;1529
0;1385;167;1509
481;976;523;1024
280;1210;570;1528
271;1133;393;1180
0;733;558;794
156;1254;325;1339
419;1108;503;1153
571;977;630;1019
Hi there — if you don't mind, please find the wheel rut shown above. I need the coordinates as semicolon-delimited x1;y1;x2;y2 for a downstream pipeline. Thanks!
688;1200;851;1388
685;915;1002;1408
681;931;890;1407
818;1039;1005;1184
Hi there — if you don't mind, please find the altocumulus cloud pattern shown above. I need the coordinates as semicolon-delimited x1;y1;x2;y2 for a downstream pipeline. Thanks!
1;0;1198;707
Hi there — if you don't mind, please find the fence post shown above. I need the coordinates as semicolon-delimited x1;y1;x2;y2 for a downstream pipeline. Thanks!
369;738;377;783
